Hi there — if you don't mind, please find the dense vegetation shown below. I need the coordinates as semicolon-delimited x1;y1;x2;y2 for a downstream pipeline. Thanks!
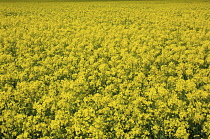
1;0;210;2
0;1;210;138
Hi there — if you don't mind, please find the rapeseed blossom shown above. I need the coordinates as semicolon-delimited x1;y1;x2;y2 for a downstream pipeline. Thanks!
0;1;209;138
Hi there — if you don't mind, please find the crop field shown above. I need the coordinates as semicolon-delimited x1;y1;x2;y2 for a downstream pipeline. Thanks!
0;1;210;138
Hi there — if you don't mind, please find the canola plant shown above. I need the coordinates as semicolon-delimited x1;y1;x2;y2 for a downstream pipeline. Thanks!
0;1;210;138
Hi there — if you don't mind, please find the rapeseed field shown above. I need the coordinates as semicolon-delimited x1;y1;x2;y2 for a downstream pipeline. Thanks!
0;1;209;138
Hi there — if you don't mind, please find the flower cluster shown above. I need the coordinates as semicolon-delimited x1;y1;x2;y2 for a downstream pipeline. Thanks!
0;1;209;138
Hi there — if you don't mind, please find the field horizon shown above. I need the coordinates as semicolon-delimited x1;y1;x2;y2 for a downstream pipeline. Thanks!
0;0;210;2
